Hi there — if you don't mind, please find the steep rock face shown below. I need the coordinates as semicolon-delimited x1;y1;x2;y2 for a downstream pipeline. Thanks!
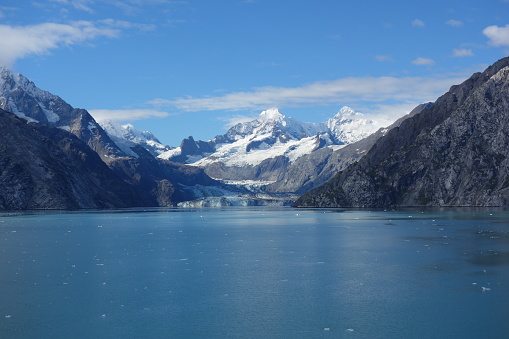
295;57;509;207
0;109;141;209
106;145;218;206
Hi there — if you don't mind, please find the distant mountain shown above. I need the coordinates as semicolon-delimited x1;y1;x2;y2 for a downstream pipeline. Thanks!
0;67;219;208
295;57;509;207
159;107;383;183
98;119;172;157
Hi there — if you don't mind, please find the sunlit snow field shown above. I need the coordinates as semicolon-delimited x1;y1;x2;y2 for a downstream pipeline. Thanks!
1;207;509;338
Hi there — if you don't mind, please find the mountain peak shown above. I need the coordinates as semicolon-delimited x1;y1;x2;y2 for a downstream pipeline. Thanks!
334;106;359;119
0;66;10;77
259;108;284;121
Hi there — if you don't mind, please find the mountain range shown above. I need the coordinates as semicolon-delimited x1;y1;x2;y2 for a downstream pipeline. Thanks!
0;67;218;208
2;56;509;209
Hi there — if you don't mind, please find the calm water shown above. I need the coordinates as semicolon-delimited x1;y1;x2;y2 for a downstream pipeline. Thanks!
1;207;509;338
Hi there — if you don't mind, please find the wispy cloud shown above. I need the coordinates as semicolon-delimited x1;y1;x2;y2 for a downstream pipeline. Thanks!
452;48;473;57
446;19;463;27
49;0;94;13
412;19;425;27
100;19;156;31
0;19;158;67
89;109;173;122
110;0;188;15
374;55;394;62
0;6;17;19
483;24;509;47
149;74;467;120
0;21;119;67
411;57;435;66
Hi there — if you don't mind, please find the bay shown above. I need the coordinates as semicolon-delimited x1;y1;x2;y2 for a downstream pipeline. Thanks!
1;207;508;338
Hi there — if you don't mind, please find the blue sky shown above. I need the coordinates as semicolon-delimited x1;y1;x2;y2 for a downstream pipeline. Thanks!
1;0;509;146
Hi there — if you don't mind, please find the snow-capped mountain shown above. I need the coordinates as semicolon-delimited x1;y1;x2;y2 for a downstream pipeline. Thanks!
328;106;382;144
98;119;172;158
159;107;382;169
0;67;127;160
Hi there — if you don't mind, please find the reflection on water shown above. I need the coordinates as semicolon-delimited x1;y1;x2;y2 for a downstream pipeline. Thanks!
0;207;508;338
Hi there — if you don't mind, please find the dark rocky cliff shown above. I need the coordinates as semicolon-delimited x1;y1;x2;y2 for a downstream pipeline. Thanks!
295;57;509;208
0;109;142;209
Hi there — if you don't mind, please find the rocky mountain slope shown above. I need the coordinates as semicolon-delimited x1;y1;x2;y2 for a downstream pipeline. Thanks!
0;67;219;208
295;57;509;208
0;108;142;209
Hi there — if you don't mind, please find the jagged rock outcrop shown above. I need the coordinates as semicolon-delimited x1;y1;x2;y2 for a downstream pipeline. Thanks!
0;109;142;209
295;57;509;207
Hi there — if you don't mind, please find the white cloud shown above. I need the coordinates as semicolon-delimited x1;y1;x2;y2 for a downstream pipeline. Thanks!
89;109;173;122
452;48;473;57
412;57;435;66
149;74;466;115
412;19;425;27
446;19;463;27
483;24;509;47
0;21;119;67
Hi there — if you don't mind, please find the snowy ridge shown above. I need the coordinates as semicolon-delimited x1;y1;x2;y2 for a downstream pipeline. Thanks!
0;67;62;124
159;107;381;167
98;119;172;157
328;106;380;144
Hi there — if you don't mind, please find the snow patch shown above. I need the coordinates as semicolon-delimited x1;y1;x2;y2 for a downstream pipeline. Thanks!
42;107;60;123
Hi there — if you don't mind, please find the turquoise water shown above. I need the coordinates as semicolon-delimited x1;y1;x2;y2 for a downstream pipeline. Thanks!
1;208;508;338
